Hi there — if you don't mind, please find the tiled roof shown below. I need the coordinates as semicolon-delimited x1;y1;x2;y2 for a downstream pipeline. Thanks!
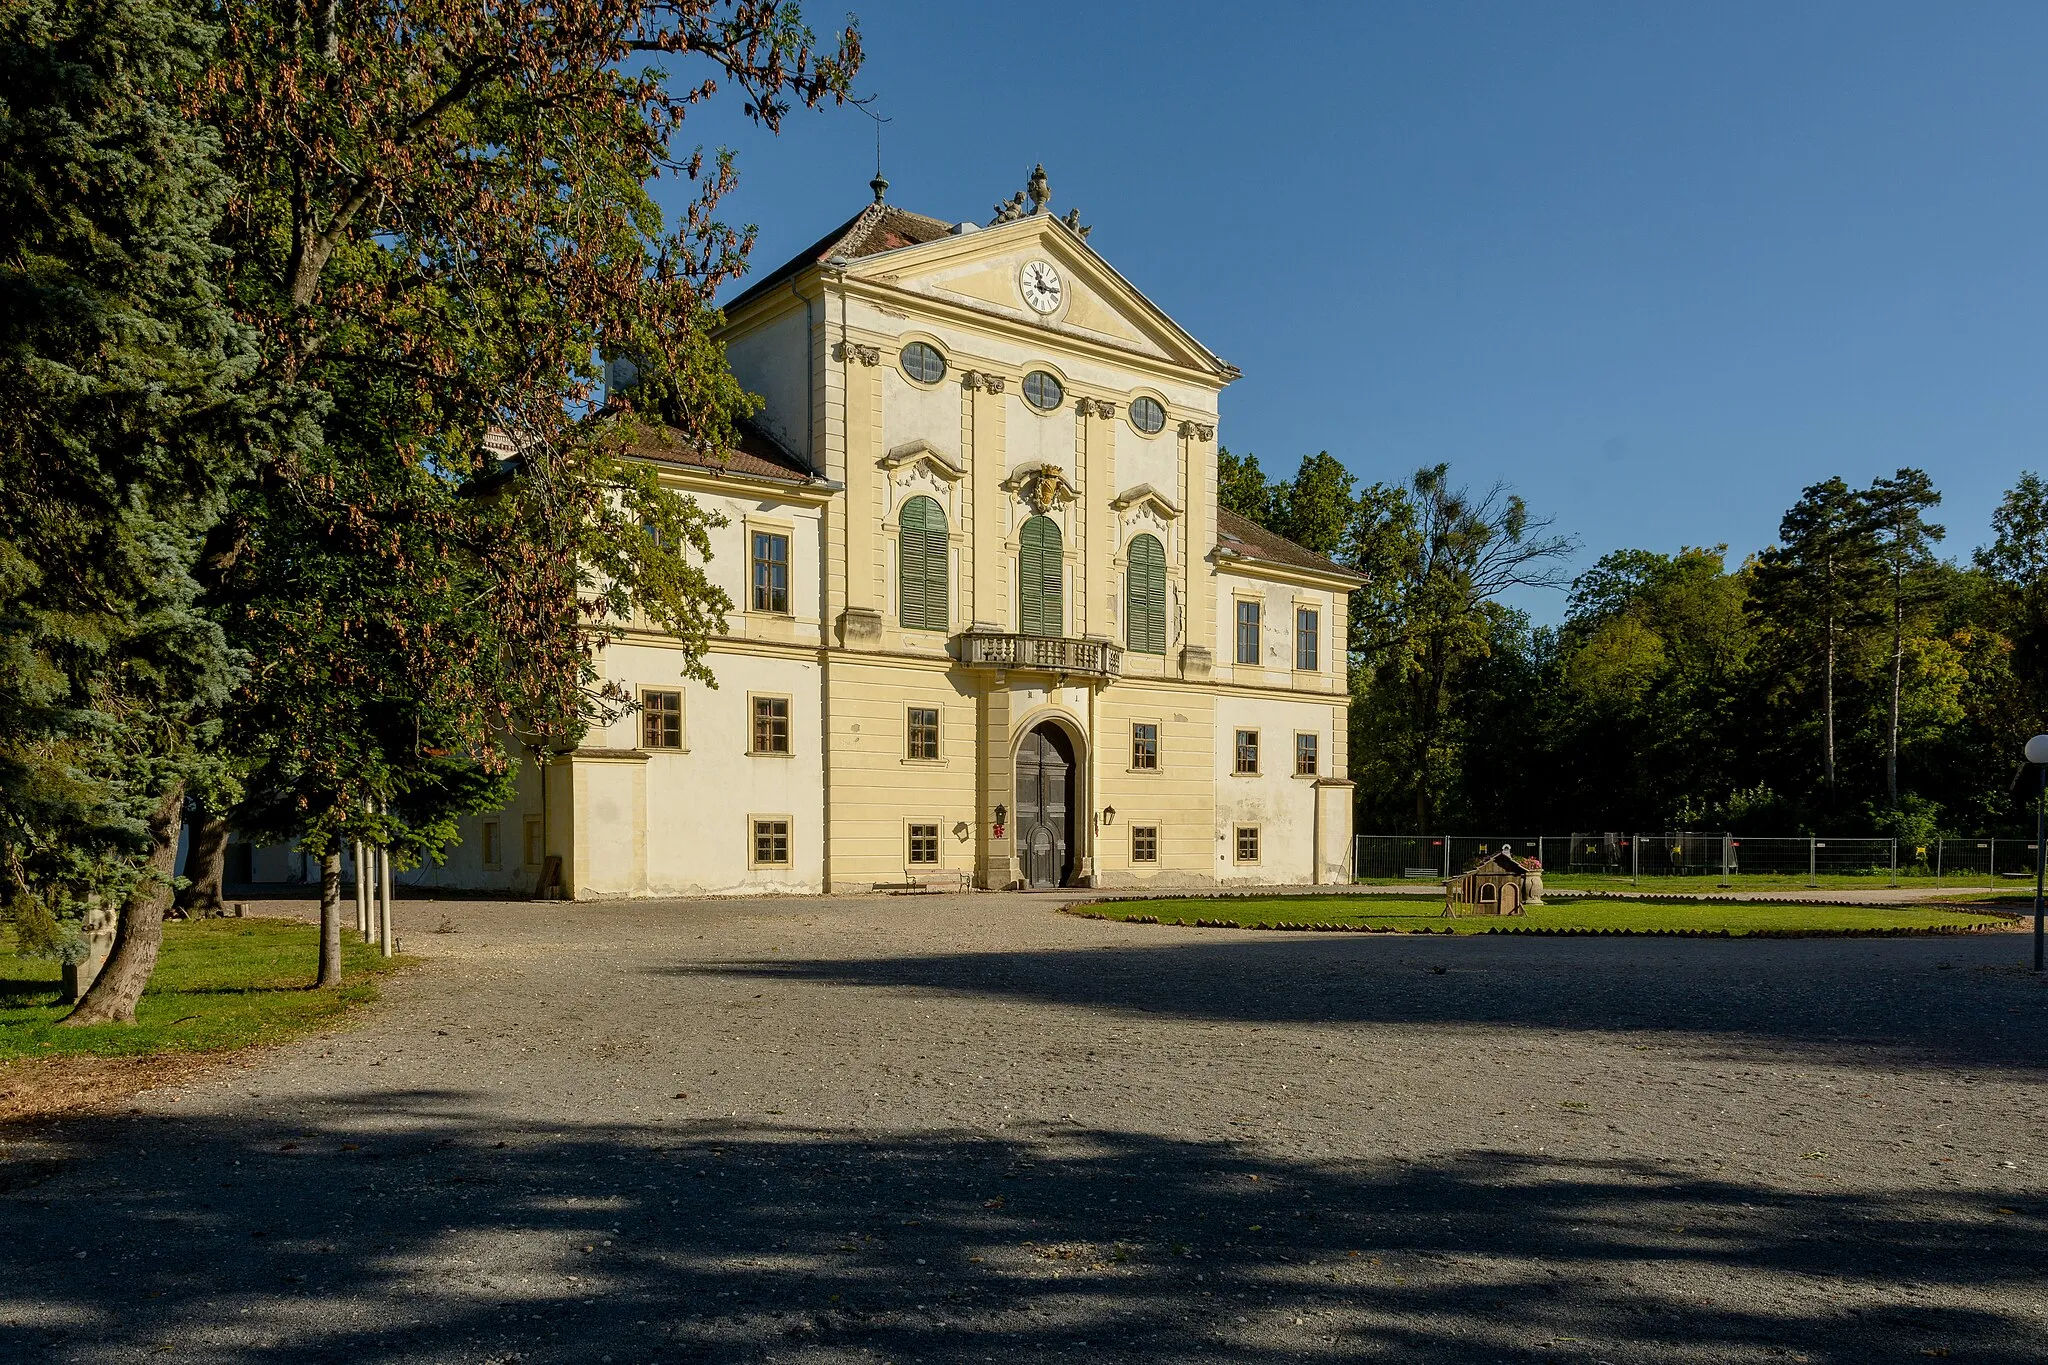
1215;509;1363;582
618;415;816;485
723;202;959;313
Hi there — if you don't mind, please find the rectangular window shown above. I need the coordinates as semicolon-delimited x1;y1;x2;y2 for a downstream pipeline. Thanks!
750;696;790;754
1235;600;1262;665
751;531;790;614
1295;732;1319;777
907;823;940;865
1131;825;1159;863
1236;825;1261;864
907;707;941;761
523;817;544;868
1131;722;1159;771
641;689;683;749
1295;606;1320;671
1234;728;1260;776
481;821;501;869
752;818;791;867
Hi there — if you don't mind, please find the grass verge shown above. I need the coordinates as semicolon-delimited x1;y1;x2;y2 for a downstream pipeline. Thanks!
1069;894;2011;937
1360;872;2003;893
1;917;404;1063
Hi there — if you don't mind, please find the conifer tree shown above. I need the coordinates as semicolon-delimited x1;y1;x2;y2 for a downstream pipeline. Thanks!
0;0;263;1022
1749;477;1881;806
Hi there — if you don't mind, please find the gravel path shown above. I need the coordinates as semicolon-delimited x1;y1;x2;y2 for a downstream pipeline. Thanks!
6;892;2046;1363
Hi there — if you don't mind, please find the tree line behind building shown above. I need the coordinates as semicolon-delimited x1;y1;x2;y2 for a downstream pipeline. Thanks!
1219;451;2048;843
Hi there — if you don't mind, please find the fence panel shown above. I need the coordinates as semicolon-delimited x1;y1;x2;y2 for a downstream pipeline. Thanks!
1354;832;2025;886
1353;835;1448;881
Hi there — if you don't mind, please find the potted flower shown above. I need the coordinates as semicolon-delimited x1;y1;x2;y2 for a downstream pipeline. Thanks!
1520;856;1545;905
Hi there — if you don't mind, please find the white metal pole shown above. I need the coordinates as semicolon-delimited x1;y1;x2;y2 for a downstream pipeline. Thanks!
377;800;395;957
353;839;368;940
1808;836;1816;889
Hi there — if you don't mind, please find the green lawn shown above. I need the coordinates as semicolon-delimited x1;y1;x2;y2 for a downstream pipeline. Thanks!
1361;871;1998;892
1;917;403;1062
1072;894;2010;936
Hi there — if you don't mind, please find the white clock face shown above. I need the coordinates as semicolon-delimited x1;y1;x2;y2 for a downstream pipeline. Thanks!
1019;259;1063;314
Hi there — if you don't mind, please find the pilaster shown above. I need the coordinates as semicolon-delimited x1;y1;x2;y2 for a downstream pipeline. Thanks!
1178;420;1217;679
968;374;1008;629
835;339;883;626
1079;400;1116;642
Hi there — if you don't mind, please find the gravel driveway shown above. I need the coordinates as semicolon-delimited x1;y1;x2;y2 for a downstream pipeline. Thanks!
6;891;2046;1363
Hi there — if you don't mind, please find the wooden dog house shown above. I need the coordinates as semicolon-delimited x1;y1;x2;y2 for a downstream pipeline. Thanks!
1445;848;1531;916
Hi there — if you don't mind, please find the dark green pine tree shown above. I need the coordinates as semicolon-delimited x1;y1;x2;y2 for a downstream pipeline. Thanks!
0;0;263;1022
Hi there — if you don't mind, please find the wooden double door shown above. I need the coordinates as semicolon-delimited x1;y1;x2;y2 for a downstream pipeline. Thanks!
1015;724;1077;889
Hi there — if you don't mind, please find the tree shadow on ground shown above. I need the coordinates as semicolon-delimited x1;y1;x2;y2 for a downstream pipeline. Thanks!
671;932;2048;1074
10;1094;2043;1363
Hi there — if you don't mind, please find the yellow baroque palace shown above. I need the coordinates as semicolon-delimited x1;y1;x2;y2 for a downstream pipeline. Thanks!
415;170;1360;898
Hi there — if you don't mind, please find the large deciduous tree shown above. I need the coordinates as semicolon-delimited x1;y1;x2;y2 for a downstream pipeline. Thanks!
51;0;858;1019
0;0;263;1023
189;0;855;985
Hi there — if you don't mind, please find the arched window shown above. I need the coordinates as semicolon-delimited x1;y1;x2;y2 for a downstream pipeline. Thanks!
1125;533;1167;654
1018;515;1063;637
898;495;949;631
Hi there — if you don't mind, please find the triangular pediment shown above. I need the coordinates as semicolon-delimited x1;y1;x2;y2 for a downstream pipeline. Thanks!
879;438;964;481
841;216;1230;378
1110;483;1181;519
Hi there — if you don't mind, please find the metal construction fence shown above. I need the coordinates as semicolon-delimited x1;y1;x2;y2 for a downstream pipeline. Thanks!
1354;832;2043;887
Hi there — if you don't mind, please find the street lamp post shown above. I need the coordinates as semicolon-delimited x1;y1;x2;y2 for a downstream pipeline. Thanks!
2025;735;2048;972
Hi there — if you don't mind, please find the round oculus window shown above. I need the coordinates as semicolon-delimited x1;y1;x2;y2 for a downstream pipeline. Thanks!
900;342;946;385
1023;370;1064;411
1130;395;1166;434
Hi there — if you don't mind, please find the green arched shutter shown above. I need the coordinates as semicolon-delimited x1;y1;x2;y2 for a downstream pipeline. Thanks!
898;495;949;631
1126;533;1167;654
1018;515;1063;637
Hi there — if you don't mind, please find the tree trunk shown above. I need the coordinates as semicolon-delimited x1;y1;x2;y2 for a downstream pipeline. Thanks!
1888;598;1904;809
177;807;230;911
316;849;343;988
62;782;183;1026
1822;615;1836;797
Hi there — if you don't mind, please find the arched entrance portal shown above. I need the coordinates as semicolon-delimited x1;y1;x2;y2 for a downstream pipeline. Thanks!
1015;723;1078;888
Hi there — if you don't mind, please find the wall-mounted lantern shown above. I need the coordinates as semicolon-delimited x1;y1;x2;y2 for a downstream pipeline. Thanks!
1100;805;1116;825
993;803;1007;840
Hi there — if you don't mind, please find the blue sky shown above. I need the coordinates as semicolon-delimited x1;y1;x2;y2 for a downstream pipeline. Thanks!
670;1;2047;622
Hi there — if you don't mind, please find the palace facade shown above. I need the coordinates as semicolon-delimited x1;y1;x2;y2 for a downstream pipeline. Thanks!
412;170;1360;898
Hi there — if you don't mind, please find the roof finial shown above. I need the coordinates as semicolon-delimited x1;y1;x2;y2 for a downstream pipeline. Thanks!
1026;163;1050;214
853;94;891;206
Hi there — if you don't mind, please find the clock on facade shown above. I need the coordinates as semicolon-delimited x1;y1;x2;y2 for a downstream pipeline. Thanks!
1019;259;1063;314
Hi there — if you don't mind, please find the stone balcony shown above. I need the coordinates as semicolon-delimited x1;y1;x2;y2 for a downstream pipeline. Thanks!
958;630;1124;681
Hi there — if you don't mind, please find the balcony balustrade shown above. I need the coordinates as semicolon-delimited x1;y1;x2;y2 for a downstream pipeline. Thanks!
958;631;1123;680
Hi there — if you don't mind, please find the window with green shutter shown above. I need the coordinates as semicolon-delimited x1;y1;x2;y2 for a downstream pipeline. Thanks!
1125;533;1167;654
897;496;949;631
1018;515;1063;637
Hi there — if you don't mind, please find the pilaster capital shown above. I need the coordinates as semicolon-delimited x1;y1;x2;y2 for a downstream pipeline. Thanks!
1177;420;1216;441
962;370;1008;394
1077;397;1116;419
834;341;881;366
